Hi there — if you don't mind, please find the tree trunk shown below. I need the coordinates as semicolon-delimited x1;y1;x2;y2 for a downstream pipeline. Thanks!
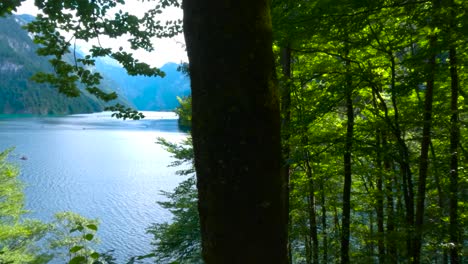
429;142;450;263
321;179;328;264
390;54;414;257
372;91;385;263
383;132;397;263
341;58;354;264
304;152;319;264
447;0;461;262
183;1;288;263
376;130;385;263
448;39;460;264
413;32;437;264
280;45;293;264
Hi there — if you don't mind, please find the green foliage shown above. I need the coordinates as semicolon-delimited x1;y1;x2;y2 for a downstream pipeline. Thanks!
1;0;183;117
1;0;466;262
105;104;144;120
148;137;201;263
147;176;201;264
48;211;104;264
272;0;468;262
0;0;22;16
0;148;52;263
0;148;114;263
21;0;182;117
174;96;192;131
173;61;192;129
156;137;194;175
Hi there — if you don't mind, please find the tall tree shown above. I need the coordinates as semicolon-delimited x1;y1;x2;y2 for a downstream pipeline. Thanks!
447;1;461;263
183;0;288;263
341;54;354;264
413;20;437;264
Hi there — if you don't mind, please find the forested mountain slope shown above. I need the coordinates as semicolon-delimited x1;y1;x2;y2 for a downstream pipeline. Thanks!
0;14;190;114
94;60;190;111
0;14;131;115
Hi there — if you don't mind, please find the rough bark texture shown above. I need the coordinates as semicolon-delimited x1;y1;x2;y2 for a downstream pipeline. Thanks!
183;1;287;263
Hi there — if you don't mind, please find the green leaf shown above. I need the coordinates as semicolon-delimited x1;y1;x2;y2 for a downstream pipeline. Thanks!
70;245;84;253
83;234;94;241
86;224;98;231
70;225;84;233
69;256;86;264
84;233;94;241
90;252;100;259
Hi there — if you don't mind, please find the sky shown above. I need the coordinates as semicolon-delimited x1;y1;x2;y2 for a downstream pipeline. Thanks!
14;0;188;68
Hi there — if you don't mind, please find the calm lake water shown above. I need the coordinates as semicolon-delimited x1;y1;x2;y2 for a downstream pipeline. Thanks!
0;112;188;263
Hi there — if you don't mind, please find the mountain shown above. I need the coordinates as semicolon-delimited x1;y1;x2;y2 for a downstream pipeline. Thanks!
0;14;190;115
94;60;191;111
0;14;131;115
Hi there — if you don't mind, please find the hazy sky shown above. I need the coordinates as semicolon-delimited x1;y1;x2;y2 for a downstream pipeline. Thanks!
15;0;188;68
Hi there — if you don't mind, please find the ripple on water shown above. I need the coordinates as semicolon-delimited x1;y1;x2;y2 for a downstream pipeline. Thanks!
0;114;188;263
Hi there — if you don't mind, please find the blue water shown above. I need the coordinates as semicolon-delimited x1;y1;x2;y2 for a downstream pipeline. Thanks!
0;112;188;263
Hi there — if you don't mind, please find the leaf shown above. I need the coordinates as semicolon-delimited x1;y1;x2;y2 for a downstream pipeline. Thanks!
70;245;84;253
90;252;100;259
86;224;98;231
84;233;94;241
69;256;86;264
70;225;84;233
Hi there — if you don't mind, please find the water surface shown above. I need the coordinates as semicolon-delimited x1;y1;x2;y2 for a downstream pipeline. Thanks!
0;112;187;262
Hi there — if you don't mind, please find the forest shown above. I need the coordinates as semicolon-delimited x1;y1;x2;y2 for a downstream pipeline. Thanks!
1;0;467;263
268;0;467;263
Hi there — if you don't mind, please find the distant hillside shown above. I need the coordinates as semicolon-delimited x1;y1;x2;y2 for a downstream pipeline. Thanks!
95;60;191;111
0;14;131;115
0;14;190;114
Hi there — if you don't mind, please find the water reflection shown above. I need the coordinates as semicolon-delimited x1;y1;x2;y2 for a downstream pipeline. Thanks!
0;112;187;263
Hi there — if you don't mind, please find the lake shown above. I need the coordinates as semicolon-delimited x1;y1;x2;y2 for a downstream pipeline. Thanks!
0;112;188;263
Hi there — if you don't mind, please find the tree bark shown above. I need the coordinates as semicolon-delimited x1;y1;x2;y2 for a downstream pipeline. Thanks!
183;1;288;263
413;32;437;264
429;142;449;264
383;132;397;263
448;36;460;264
304;151;319;264
372;91;385;263
321;179;328;264
341;58;354;264
390;54;414;256
447;0;461;262
280;44;293;264
376;130;385;263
